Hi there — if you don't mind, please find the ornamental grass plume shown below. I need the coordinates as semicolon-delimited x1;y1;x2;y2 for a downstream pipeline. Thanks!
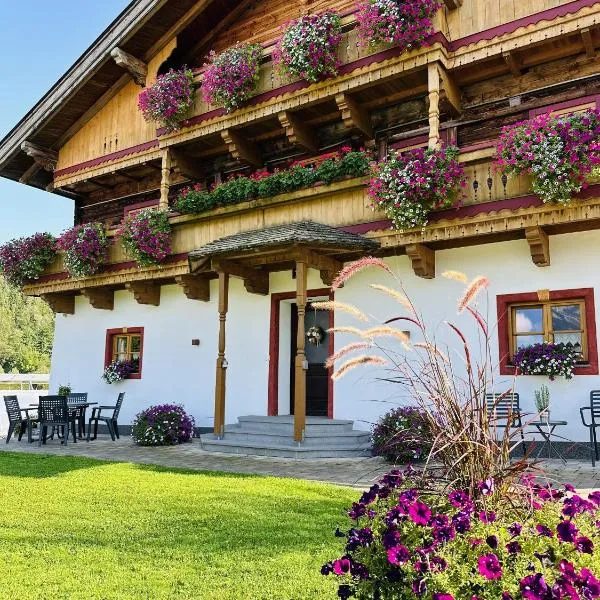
325;342;374;369
457;275;490;313
311;300;369;322
332;355;388;381
332;256;392;290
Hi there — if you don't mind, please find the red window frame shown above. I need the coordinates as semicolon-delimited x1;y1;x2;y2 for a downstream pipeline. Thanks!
104;327;144;380
497;288;598;376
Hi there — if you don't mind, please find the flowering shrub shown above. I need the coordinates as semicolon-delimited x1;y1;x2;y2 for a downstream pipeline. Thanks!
102;360;137;384
0;233;56;287
356;0;441;49
201;44;263;113
131;404;195;446
372;406;432;463
513;342;579;381
175;149;371;214
138;68;195;132
496;109;600;204
117;209;172;268
274;12;342;83
57;222;110;278
323;469;600;599
368;146;465;230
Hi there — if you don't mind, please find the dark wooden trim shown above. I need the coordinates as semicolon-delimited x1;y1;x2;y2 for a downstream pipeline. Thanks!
104;326;144;380
124;199;159;216
529;94;600;117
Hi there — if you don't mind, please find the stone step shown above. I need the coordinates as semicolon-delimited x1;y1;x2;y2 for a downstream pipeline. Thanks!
222;426;371;448
235;415;357;435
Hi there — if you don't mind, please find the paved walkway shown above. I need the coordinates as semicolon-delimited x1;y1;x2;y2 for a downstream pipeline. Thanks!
1;437;600;490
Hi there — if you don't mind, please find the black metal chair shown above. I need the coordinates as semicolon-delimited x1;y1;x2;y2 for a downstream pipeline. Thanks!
3;395;37;443
87;393;125;442
580;391;600;466
66;393;88;439
486;392;526;454
38;396;77;446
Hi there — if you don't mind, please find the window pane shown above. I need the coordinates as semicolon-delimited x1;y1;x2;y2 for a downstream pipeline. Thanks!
551;304;581;331
131;336;141;352
514;307;543;333
116;353;128;362
116;336;128;353
553;332;582;347
515;334;544;350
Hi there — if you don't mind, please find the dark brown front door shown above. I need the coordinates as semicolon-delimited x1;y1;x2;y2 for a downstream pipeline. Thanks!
290;305;330;417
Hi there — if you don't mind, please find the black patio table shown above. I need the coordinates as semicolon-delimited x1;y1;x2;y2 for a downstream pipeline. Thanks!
28;401;98;441
529;420;568;464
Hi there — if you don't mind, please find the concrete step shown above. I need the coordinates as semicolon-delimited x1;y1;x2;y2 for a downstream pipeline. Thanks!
222;426;371;447
235;415;356;435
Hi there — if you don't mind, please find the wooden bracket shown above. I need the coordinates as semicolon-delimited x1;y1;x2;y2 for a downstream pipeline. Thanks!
175;274;210;301
525;226;550;267
110;47;148;87
438;65;461;116
443;0;462;8
82;288;114;310
41;293;75;315
406;244;435;279
278;111;318;152
213;259;269;295
125;282;161;306
503;51;523;78
581;28;596;58
21;142;58;172
171;148;205;180
335;93;373;139
221;129;263;168
292;249;342;286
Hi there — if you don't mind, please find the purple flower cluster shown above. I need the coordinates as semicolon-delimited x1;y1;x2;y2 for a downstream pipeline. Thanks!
116;208;172;268
57;222;109;278
201;44;262;113
0;232;56;287
356;0;441;49
131;403;195;446
138;68;195;132
513;342;579;380
273;12;342;84
101;359;137;384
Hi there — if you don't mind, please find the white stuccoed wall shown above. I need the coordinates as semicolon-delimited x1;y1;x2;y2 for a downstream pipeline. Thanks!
49;230;600;441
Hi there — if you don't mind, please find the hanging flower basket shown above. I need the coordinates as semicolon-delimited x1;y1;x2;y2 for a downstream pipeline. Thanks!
513;342;579;380
496;108;600;205
0;233;56;287
274;12;342;83
138;68;195;132
201;43;263;113
116;208;172;268
368;146;465;231
57;222;110;278
356;0;441;49
102;360;137;384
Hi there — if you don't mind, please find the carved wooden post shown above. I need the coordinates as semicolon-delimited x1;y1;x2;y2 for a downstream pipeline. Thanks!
214;272;229;438
294;260;308;443
159;149;172;210
427;64;441;150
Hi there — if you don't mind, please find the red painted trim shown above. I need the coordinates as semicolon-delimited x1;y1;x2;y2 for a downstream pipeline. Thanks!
124;199;159;216
497;288;599;376
104;326;144;380
268;288;334;418
529;94;600;117
389;135;429;151
460;140;497;153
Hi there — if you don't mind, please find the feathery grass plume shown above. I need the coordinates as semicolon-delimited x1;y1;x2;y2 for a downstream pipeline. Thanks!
325;342;373;369
329;326;365;337
311;300;369;322
331;256;392;290
332;355;388;380
457;275;490;313
413;341;449;363
362;326;411;349
442;270;469;283
467;306;489;336
370;284;415;315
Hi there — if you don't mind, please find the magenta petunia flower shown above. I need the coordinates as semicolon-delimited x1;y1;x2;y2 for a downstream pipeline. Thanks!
387;545;410;566
332;558;352;575
556;520;579;543
408;501;432;526
477;554;502;580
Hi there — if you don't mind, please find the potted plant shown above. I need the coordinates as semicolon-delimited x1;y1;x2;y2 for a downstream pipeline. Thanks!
57;222;110;278
534;384;550;423
102;360;137;384
513;342;578;380
131;404;195;446
0;233;56;287
57;384;72;397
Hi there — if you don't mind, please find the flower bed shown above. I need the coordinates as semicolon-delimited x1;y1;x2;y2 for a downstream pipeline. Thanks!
496;108;600;205
117;209;172;268
102;360;137;384
131;404;195;446
367;146;465;230
175;148;371;214
201;43;263;113
356;0;441;49
513;342;579;380
274;12;342;83
57;222;110;278
0;233;56;287
138;68;195;132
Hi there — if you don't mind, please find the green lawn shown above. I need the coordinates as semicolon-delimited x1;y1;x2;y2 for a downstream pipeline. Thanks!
0;453;355;599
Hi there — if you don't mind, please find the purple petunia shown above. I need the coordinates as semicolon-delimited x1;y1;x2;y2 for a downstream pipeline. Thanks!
478;554;503;580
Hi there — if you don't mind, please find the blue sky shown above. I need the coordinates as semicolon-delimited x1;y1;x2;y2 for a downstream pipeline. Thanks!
0;0;130;244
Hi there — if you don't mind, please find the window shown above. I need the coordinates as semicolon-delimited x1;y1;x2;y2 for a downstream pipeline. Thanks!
104;328;144;379
497;289;598;375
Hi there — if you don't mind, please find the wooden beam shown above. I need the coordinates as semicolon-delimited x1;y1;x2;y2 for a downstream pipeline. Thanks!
171;148;206;180
41;293;75;315
335;93;373;139
427;64;441;149
20;142;57;172
221;130;263;168
503;51;523;78
213;271;229;437
443;0;462;8
82;288;114;310
213;259;269;296
159;149;172;210
438;65;461;116
110;47;147;87
294;260;308;443
19;162;41;184
406;244;435;279
581;28;596;58
175;274;210;301
525;226;550;267
292;249;342;287
277;111;318;152
125;282;161;306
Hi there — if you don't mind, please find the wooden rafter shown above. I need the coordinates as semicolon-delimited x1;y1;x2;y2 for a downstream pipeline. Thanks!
110;48;147;87
171;148;206;180
406;244;435;279
581;28;596;58
175;274;210;301
82;288;114;310
277;111;318;152
213;259;269;295
20;142;57;172
19;162;41;184
125;282;161;306
41;293;75;315
221;129;263;168
335;93;373;139
525;226;550;267
503;51;523;78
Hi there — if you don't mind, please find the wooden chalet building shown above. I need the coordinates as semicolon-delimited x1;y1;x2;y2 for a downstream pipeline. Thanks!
1;0;600;456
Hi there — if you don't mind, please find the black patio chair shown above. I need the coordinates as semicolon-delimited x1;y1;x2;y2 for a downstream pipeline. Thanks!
38;396;77;446
486;392;526;455
4;395;37;443
66;393;88;439
87;393;125;442
580;391;600;466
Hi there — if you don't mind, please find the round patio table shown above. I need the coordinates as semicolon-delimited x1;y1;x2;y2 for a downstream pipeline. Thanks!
530;420;568;464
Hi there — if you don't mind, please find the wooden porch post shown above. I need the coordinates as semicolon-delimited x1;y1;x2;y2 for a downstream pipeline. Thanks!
214;272;229;437
427;63;441;150
159;149;172;210
294;260;308;442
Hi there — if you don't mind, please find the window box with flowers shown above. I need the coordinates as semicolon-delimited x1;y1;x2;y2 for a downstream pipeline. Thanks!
57;222;110;278
104;328;143;381
0;233;56;288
